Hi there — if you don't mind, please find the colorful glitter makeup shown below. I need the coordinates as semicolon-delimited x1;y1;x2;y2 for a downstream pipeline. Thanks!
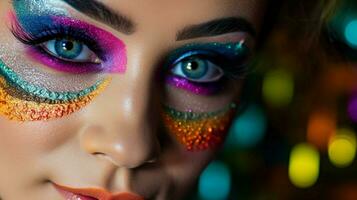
0;59;109;121
161;103;237;151
0;2;127;121
0;60;101;101
165;41;250;95
9;12;127;74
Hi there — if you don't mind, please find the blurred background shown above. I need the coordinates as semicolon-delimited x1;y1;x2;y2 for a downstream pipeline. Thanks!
188;0;357;199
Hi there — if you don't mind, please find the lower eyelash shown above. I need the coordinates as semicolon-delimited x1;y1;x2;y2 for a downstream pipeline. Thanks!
161;103;237;151
26;46;105;74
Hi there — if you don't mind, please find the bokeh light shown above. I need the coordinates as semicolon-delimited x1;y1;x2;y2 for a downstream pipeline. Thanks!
328;128;356;168
345;19;357;48
347;95;357;123
307;110;336;150
262;69;294;107
289;143;320;188
228;104;266;148
198;161;231;200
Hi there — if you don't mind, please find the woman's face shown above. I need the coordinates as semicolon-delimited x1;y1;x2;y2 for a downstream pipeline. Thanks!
0;0;265;199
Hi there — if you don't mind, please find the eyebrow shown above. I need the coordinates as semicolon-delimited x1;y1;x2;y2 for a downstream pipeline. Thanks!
61;0;135;34
176;17;257;41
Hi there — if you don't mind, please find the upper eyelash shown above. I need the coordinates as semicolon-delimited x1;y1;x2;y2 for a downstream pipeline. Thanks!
169;51;250;82
166;45;252;80
187;50;249;77
10;20;105;60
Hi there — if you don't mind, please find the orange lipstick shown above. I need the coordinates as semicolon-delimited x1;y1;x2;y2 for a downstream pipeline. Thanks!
53;183;145;200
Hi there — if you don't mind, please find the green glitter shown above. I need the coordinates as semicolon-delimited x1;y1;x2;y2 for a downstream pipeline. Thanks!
0;59;101;102
166;41;250;67
163;103;237;121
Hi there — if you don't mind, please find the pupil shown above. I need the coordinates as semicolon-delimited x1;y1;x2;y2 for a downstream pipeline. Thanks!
187;61;199;71
62;40;74;51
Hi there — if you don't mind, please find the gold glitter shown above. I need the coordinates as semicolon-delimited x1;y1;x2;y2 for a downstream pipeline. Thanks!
161;105;236;151
0;77;110;121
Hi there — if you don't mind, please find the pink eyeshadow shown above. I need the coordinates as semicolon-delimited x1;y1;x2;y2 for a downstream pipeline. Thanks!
166;76;220;95
22;16;127;74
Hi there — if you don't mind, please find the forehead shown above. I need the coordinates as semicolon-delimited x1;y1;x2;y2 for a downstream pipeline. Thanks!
99;0;266;31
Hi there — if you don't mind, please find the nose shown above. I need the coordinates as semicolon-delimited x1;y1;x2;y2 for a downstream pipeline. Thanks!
79;72;160;168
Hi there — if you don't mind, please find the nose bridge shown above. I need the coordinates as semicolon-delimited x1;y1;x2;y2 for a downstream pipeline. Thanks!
80;57;160;168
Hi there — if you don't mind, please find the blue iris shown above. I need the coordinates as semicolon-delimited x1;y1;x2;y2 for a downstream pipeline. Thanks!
181;58;209;79
54;39;83;59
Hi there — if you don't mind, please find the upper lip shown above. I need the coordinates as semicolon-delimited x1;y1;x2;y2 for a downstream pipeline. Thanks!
53;182;145;200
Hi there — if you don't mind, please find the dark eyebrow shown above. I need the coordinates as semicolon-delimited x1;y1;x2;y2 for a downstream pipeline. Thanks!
61;0;135;34
176;17;256;41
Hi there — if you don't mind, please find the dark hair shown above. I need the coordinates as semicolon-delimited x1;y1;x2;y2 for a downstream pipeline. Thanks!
257;0;284;47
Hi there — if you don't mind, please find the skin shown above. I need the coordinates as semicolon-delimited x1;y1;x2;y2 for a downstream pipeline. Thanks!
0;0;266;199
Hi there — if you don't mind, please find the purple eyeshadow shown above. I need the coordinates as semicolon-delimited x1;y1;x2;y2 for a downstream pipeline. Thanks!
166;76;220;95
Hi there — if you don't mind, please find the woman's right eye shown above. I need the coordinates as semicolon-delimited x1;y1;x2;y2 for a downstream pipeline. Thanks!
42;38;101;64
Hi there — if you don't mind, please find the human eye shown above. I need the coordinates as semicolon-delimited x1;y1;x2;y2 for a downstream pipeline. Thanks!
42;38;101;64
164;41;251;96
10;13;126;74
170;51;224;83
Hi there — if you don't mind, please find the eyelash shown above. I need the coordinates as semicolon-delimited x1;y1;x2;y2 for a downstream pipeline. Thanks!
171;49;249;78
11;22;104;61
162;43;251;94
10;16;250;97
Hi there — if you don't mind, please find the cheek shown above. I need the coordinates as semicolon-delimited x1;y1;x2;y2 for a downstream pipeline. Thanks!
163;149;217;199
0;118;78;192
0;119;76;160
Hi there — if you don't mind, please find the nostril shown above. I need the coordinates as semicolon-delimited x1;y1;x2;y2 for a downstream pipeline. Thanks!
92;152;105;156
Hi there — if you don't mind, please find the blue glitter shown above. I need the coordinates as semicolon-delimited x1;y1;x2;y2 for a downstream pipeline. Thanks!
13;0;68;33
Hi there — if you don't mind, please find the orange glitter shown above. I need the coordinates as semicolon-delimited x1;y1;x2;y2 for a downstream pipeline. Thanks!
0;77;109;121
161;104;237;151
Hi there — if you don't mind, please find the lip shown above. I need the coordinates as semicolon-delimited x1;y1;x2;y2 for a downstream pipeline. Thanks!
53;182;145;200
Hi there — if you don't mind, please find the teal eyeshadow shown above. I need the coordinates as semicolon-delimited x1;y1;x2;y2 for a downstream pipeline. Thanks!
166;41;249;67
0;59;101;102
163;103;237;121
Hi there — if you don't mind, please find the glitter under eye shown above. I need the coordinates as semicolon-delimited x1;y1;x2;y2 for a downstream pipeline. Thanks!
0;77;110;122
0;59;110;122
161;103;237;151
0;60;101;102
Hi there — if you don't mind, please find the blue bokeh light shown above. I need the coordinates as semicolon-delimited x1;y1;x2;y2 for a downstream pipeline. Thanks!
198;161;231;200
228;104;267;148
345;19;357;48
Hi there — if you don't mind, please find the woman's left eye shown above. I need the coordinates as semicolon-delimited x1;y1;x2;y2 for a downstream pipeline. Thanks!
171;56;224;83
42;38;101;63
